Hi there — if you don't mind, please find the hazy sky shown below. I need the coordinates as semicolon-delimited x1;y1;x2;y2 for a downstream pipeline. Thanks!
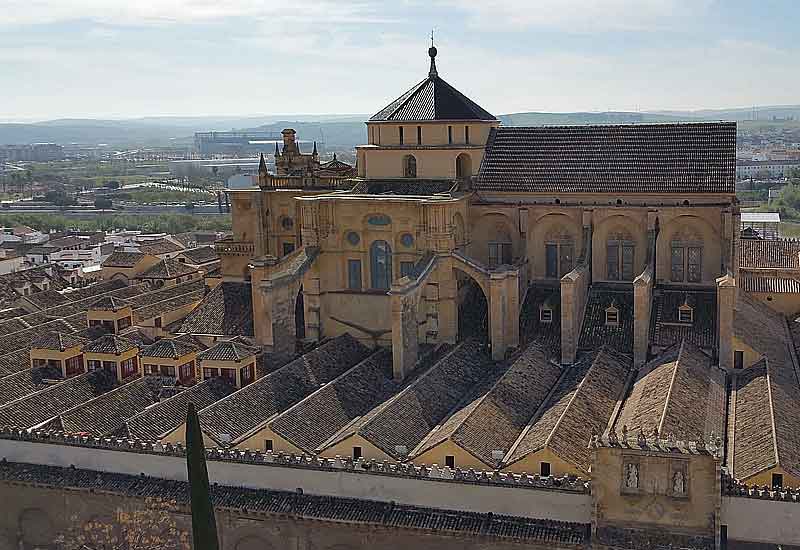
1;0;798;121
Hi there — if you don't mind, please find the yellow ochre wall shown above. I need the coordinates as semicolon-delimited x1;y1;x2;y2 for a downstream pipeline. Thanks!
412;439;493;471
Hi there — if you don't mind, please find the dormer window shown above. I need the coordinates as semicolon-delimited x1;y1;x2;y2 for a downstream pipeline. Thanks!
678;303;693;324
605;304;619;326
540;306;553;324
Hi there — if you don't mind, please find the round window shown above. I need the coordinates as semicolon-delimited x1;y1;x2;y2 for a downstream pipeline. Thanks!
400;233;414;247
281;217;294;230
346;231;360;246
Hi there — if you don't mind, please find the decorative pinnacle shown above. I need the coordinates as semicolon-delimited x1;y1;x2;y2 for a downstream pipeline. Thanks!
258;152;267;175
428;29;438;78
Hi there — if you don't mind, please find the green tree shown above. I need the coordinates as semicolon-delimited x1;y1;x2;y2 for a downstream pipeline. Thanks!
95;197;113;209
185;402;219;550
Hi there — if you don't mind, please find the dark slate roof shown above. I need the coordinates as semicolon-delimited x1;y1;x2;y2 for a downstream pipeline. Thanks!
137;258;198;280
349;178;459;196
0;366;62;406
178;282;254;337
269;349;397;454
198;334;371;445
123;377;235;441
0;369;118;429
179;246;218;265
102;251;146;268
82;334;138;355
140;338;199;360
519;285;561;357
369;51;495;122
738;239;800;269
42;377;164;436
413;345;562;466
613;341;725;442
198;341;256;363
89;295;130;312
341;339;494;459
0;461;589;546
475;122;736;194
506;348;631;472
138;238;184;256
30;331;87;351
650;289;716;351
578;287;634;355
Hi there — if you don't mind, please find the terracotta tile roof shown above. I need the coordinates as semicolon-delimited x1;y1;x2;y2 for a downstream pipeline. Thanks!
0;366;62;406
740;275;800;294
23;290;70;310
178;282;254;337
30;331;87;351
650;289;717;351
197;341;256;363
60;280;128;302
269;349;397;454
102;251;146;268
738;239;800;269
178;246;218;265
82;334;138;355
0;461;589;545
578;287;634;355
613;341;726;441
198;334;371;445
89;296;130;312
414;345;562;466
140;338;198;360
475;122;736;194
0;349;34;377
506;348;631;472
132;288;205;324
0;369;118;429
137;258;198;280
734;291;794;368
123;377;235;441
519;286;561;357
348;339;494;459
137;238;184;256
42;377;165;436
369;63;496;122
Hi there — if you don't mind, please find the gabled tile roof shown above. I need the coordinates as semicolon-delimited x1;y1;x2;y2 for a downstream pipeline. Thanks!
613;341;725;441
738;239;800;269
178;282;254;337
734;291;794;368
30;331;87;352
741;275;800;294
102;251;146;268
505;347;631;472
413;345;562;466
197;341;256;363
578;287;634;355
137;238;184;256
650;289;716;351
23;290;70;310
369;52;495;122
0;462;589;546
338;339;494;460
178;246;218;265
198;334;370;445
0;365;62;406
140;338;198;360
137;258;198;280
269;349;397;454
475;122;736;194
82;334;138;355
42;377;164;436
519;286;561;357
123;377;235;441
89;296;130;312
0;369;118;429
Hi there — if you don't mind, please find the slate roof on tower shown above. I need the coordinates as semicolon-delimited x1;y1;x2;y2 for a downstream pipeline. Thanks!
369;47;496;122
475;122;736;194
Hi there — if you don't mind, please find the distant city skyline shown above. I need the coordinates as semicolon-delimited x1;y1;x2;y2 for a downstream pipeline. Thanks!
1;0;799;120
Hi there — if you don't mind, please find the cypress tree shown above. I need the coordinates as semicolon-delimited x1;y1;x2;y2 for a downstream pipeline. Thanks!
185;402;219;550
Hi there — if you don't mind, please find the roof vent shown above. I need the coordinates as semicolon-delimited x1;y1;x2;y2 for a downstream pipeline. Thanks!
218;433;232;445
394;445;408;456
491;449;505;461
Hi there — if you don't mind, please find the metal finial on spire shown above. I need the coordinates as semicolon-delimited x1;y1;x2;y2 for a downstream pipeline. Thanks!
428;30;438;78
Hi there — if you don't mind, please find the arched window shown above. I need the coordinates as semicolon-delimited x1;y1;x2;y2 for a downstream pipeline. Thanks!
403;155;417;178
670;230;703;283
488;226;512;267
544;227;575;279
455;153;472;179
607;231;635;281
370;240;392;290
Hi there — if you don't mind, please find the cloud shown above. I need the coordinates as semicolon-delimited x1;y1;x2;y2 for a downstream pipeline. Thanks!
444;0;714;32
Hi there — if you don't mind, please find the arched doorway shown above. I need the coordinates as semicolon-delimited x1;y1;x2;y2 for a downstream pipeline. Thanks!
455;268;488;343
455;153;472;179
370;240;392;290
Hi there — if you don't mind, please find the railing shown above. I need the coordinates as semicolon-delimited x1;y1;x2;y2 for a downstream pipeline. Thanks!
214;239;254;256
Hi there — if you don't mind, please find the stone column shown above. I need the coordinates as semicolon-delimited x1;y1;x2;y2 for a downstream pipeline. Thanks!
717;273;736;370
434;258;458;345
391;292;418;381
632;266;653;367
489;271;508;360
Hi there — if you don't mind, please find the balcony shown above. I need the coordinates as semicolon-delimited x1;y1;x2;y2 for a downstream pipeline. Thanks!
215;239;255;257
